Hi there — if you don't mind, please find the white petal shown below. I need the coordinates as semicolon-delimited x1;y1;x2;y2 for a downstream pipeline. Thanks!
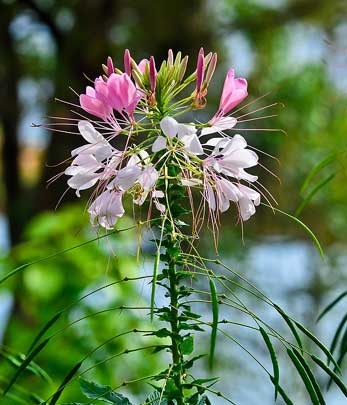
206;182;216;211
160;116;178;138
115;165;141;190
177;123;196;139
201;117;237;136
183;134;204;155
78;121;104;143
138;166;158;191
181;178;202;186
152;136;167;152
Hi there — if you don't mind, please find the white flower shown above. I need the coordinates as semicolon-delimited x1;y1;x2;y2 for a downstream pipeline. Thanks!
205;134;258;182
135;166;159;205
88;190;125;229
66;121;116;196
237;184;261;221
215;177;241;213
112;165;142;191
152;117;203;155
65;154;102;196
72;121;113;162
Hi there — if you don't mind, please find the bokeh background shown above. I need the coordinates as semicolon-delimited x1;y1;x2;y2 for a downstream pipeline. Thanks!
0;0;346;404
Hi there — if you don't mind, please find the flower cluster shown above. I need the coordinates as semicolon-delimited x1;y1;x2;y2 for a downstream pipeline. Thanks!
63;49;266;231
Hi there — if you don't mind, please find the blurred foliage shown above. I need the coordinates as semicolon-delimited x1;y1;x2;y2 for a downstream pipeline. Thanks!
0;206;164;402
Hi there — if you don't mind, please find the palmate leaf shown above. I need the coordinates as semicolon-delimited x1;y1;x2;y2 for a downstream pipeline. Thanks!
79;378;133;404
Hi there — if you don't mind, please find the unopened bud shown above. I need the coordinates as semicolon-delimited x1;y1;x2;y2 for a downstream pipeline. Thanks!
107;56;114;76
124;49;131;76
168;49;174;66
178;55;189;82
149;56;157;93
204;52;217;88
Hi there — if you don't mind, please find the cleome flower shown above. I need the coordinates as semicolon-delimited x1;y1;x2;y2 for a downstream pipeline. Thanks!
47;48;277;234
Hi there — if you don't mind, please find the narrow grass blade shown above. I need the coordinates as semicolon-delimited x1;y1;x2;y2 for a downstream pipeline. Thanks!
287;349;320;405
209;279;218;370
328;314;347;361
300;153;336;194
27;312;63;354
269;377;294;405
262;205;324;261
311;354;347;397
2;338;50;397
259;327;279;400
292;348;325;404
317;291;347;322
295;173;335;217
273;304;303;353
48;362;83;405
293;320;340;372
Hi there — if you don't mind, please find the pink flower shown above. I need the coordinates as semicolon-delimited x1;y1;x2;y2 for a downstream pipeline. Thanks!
88;190;125;229
79;83;113;121
107;73;141;116
211;69;248;124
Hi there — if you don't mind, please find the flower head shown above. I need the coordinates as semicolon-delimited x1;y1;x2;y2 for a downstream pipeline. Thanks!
49;49;276;233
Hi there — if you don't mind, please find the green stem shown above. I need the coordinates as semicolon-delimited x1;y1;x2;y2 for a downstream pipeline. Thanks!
167;234;184;405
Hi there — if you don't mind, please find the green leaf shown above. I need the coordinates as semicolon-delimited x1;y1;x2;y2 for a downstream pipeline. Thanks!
259;327;279;400
292;348;325;404
79;378;132;404
287;349;320;405
311;354;347;397
317;291;347;322
209;279;218;370
181;335;194;355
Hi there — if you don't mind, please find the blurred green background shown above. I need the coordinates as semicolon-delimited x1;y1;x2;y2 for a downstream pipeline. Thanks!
0;0;346;403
